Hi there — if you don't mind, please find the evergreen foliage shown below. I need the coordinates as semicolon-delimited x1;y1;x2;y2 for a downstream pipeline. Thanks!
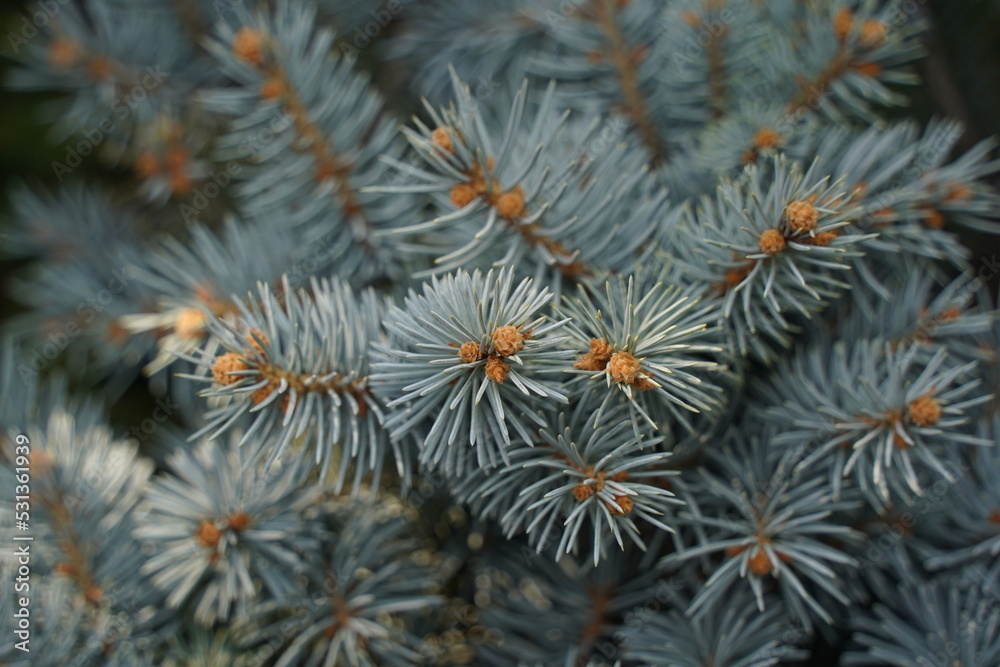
3;0;1000;664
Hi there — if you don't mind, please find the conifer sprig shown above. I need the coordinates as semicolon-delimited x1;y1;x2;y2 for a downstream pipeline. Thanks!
5;0;1000;661
186;276;401;491
370;72;667;290
135;441;319;625
623;586;808;667
665;434;860;627
679;157;872;361
373;267;570;471
236;510;441;667
757;339;992;507
456;401;680;565
202;0;415;282
845;568;1000;666
560;269;725;435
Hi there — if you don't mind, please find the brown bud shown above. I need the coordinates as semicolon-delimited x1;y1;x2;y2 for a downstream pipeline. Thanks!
573;483;596;502
174;308;207;339
135;151;161;178
758;229;786;254
748;549;772;576
233;27;264;65
47;38;80;69
909;395;942;427
785;201;820;234
458;341;482;364
806;230;839;247
484;355;509;383
246;328;269;359
227;512;251;532
491;325;524;357
212;353;249;386
852;62;882;77
753;128;783;150
431;127;454;153
495;186;526;219
195;520;222;548
859;19;887;47
833;7;854;41
606;495;634;515
259;76;285;100
450;183;478;209
607;351;641;385
924;209;945;229
251;382;277;405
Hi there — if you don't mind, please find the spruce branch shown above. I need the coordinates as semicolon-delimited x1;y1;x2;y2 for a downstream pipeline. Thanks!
560;268;726;435
229;26;371;232
372;75;587;278
784;2;925;122
473;548;639;665
235;508;441;667
8;0;207;159
134;440;320;625
202;0;415;281
677;156;870;361
5;0;1000;663
623;586;809;667
120;220;302;376
453;400;680;565
589;0;666;164
371;72;670;292
844;567;1000;666
185;276;402;492
665;433;860;628
919;440;1000;571
757;339;992;508
372;267;571;472
831;267;996;357
1;186;154;391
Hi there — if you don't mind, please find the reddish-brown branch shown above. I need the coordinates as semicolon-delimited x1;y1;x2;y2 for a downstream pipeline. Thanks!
39;484;103;605
447;155;592;280
787;41;882;114
265;64;373;238
323;594;354;637
253;362;372;416
514;222;590;279
706;26;728;118
231;28;378;256
788;49;851;113
591;0;666;164
577;586;615;661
